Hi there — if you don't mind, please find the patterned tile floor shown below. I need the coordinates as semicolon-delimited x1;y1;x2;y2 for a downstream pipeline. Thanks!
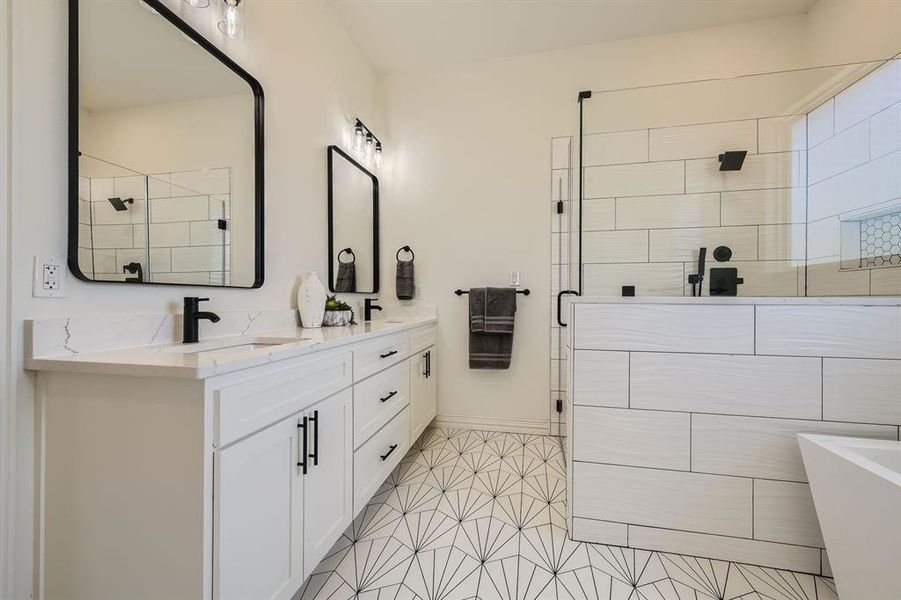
299;427;839;600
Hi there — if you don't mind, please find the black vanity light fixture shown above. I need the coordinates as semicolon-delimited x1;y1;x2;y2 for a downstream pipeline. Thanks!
352;118;383;169
718;150;747;171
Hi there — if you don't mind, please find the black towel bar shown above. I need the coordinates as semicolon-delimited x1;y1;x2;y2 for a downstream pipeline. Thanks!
455;288;530;296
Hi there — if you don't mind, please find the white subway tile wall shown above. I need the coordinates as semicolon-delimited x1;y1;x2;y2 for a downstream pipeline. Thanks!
568;300;901;575
81;169;231;285
806;59;901;293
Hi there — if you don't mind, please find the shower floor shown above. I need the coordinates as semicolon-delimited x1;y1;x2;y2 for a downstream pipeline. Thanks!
298;427;838;600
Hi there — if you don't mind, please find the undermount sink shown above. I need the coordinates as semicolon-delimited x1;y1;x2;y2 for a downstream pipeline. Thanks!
161;336;311;355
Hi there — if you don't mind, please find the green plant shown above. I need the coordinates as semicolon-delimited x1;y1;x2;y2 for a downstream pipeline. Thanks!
324;295;356;325
324;295;351;311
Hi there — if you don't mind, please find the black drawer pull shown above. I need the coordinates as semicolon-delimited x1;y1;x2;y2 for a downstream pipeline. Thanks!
379;350;398;359
380;390;398;403
308;409;319;466
380;444;398;461
297;417;308;474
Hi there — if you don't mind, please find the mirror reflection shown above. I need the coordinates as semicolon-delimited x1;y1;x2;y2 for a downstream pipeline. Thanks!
73;0;262;287
328;146;379;293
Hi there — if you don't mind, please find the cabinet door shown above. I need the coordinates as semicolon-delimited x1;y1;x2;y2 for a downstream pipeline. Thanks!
409;346;438;442
303;388;353;578
215;416;304;600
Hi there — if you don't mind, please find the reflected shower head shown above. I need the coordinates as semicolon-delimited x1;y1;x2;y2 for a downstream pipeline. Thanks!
107;197;134;211
718;151;747;171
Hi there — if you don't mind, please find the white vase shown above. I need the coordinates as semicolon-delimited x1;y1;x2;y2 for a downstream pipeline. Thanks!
297;271;326;328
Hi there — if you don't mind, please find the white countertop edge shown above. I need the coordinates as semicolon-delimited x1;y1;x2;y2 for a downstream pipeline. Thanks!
568;296;901;306
25;317;438;380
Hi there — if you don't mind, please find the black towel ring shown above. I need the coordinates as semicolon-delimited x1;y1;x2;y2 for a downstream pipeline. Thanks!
338;247;355;264
396;245;415;262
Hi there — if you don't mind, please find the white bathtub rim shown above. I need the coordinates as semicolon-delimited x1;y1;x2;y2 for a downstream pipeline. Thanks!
798;433;901;487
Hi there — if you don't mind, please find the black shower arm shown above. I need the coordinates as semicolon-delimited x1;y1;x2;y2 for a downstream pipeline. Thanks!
556;290;580;327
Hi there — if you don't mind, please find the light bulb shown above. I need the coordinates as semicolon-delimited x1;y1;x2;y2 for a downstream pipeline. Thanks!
217;0;245;39
353;124;364;152
374;143;383;168
364;134;374;160
183;0;210;7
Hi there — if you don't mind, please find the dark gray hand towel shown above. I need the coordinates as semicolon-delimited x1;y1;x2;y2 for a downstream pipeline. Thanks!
335;262;356;292
396;260;415;300
469;287;517;369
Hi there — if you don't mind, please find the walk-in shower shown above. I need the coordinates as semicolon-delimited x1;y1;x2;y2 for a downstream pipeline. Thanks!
78;153;232;285
550;55;901;578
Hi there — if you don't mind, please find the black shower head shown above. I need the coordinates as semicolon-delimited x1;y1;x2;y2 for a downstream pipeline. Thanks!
718;151;747;171
107;197;134;211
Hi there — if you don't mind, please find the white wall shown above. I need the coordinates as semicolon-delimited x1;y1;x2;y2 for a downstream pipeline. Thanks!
381;2;901;435
9;0;380;596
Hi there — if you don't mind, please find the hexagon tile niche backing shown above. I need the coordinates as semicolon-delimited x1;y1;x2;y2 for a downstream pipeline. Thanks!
860;211;901;268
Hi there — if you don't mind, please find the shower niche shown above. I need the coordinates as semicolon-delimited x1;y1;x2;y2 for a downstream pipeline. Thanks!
69;0;263;287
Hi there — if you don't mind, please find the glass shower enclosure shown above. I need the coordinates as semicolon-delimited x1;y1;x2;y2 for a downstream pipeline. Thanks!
78;153;232;285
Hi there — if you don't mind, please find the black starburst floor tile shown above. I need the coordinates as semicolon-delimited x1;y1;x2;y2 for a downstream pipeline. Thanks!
395;510;460;553
437;487;495;524
473;470;524;499
301;427;838;600
425;465;477;495
404;545;482;600
493;494;553;530
388;481;445;516
457;517;521;564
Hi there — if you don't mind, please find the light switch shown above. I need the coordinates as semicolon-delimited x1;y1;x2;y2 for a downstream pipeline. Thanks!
33;255;66;298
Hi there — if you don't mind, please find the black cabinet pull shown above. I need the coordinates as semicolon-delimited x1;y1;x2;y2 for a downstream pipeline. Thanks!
379;350;398;359
297;417;308;474
380;390;398;403
426;351;431;378
308;410;319;466
422;352;428;377
380;444;398;461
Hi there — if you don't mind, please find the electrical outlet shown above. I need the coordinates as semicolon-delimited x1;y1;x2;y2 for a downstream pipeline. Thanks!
510;269;520;287
33;255;66;298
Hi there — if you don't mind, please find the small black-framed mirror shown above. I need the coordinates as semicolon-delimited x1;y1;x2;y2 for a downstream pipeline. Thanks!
68;0;264;288
327;145;379;294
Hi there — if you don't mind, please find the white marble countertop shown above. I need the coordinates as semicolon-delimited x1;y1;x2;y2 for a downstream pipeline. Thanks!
25;317;437;380
568;296;901;306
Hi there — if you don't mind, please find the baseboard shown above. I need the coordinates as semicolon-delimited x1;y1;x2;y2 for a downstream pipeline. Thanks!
433;414;551;435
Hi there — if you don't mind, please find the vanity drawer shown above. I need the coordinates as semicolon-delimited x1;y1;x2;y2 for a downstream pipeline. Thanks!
353;332;410;381
353;406;410;514
214;350;352;447
410;325;437;354
354;360;410;449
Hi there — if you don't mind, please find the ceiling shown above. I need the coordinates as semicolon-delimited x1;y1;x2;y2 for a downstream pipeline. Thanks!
328;0;817;75
80;0;249;111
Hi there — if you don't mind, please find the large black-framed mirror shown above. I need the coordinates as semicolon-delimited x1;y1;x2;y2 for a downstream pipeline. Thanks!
327;145;379;294
68;0;264;288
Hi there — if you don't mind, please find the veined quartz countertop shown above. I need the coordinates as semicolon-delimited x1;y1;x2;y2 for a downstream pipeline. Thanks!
568;296;901;306
25;317;437;380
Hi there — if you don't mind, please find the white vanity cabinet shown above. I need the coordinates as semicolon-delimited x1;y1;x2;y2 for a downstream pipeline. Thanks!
32;319;437;600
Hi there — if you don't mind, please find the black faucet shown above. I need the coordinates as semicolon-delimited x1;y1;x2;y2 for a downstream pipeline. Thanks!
364;298;382;322
123;262;143;283
183;297;220;343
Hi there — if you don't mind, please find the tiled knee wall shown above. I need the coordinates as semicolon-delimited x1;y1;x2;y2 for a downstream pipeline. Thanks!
566;300;901;574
